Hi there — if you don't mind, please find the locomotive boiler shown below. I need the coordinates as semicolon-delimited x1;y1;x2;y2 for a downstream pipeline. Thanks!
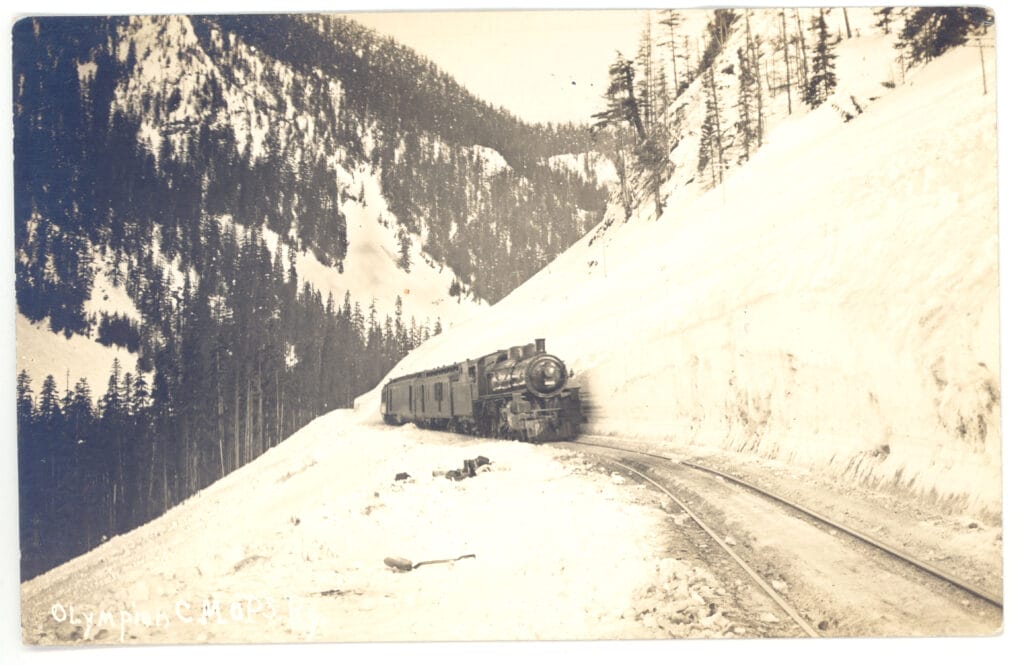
380;338;583;442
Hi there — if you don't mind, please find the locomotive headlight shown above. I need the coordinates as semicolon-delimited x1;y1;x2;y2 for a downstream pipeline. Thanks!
527;357;566;395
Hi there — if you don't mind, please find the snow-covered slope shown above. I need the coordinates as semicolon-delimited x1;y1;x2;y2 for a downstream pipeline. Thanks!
16;313;143;398
17;247;150;396
252;161;484;328
20;411;674;642
111;15;484;327
548;151;619;190
362;37;999;513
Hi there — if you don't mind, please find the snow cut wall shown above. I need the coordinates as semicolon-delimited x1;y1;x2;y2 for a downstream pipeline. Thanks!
363;38;999;515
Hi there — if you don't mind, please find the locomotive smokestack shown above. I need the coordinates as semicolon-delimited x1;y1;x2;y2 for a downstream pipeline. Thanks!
535;338;546;353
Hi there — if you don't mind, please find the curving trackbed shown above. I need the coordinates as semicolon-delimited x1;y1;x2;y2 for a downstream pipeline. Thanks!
564;437;1003;638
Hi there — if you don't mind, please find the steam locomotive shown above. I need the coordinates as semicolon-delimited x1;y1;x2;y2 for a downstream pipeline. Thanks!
380;338;583;442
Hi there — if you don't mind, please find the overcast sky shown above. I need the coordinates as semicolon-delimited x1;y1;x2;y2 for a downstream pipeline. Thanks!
346;10;647;126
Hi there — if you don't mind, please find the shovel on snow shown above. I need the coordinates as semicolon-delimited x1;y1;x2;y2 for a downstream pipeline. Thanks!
384;554;476;572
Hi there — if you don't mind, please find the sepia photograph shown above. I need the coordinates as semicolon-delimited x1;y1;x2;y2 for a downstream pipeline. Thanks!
7;0;1010;655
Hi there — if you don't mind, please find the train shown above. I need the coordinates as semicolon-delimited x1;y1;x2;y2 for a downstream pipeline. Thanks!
380;338;583;443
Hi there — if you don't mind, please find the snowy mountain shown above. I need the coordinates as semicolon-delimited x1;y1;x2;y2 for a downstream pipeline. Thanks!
364;8;1000;514
13;13;609;579
15;14;609;395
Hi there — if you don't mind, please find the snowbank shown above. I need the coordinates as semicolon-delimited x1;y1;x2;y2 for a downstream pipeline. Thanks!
367;41;1000;514
21;411;679;643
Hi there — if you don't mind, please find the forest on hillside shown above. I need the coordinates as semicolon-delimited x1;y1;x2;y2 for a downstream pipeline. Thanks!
590;7;992;221
194;13;610;303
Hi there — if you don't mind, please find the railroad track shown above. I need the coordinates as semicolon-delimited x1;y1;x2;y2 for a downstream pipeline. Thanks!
564;436;1002;637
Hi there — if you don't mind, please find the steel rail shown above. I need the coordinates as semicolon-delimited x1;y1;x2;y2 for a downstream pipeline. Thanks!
573;437;1003;609
601;457;819;637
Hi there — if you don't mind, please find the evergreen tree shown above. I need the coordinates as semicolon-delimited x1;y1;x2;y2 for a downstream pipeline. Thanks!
779;8;795;116
121;370;135;417
397;227;412;272
393;296;407;351
17;371;35;424
592;53;647;141
636;128;670;218
897;7;992;64
804;9;837;108
636;14;656;130
69;378;94;443
697;66;726;186
874;7;897;35
735;47;757;163
38;375;62;423
699;9;739;72
100;358;123;419
786;9;810;102
743;10;765;144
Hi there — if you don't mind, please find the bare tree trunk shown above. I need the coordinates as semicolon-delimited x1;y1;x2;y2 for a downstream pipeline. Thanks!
183;412;191;495
233;372;240;470
795;9;810;99
162;433;168;511
217;352;225;477
708;65;724;185
115;431;124;530
781;9;793;115
257;355;264;454
843;8;852;39
978;37;988;95
148;435;157;515
108;477;115;537
615;130;632;215
217;388;225;479
653;154;663;217
746;11;765;144
641;12;654;127
245;375;252;464
667;18;679;94
683;36;692;84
